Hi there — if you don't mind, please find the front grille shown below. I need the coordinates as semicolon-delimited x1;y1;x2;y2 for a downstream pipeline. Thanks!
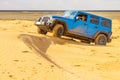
42;17;50;22
38;17;41;21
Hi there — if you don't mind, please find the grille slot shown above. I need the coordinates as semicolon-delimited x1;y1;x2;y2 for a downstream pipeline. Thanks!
42;17;50;22
38;17;41;21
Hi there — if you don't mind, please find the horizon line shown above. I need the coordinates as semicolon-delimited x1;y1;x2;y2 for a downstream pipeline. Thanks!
0;10;120;12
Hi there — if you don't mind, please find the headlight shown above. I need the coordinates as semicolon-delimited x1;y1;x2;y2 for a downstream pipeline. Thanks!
47;18;55;23
42;22;45;25
38;17;42;21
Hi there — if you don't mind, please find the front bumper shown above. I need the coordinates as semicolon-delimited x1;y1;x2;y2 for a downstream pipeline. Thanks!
35;22;52;31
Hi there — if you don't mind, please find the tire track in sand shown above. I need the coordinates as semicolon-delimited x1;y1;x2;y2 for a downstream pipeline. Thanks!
19;34;84;79
19;34;103;80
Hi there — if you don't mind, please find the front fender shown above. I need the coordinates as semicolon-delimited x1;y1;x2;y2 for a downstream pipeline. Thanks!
51;19;68;32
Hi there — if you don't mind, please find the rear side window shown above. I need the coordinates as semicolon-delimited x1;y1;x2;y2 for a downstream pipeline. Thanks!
101;19;111;27
90;16;99;25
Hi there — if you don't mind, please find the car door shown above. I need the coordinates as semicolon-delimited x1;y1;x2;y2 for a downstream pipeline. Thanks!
87;15;99;38
70;13;88;36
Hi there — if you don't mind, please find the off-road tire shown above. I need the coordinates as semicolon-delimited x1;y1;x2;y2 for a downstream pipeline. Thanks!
95;34;107;45
53;24;64;37
37;28;47;35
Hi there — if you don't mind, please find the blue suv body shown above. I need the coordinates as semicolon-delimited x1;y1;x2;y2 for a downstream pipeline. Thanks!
35;10;112;45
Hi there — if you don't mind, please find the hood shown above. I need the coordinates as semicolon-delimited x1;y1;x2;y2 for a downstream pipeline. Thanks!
52;15;73;21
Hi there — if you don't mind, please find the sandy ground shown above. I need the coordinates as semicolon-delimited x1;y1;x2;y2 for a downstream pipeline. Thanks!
0;19;120;80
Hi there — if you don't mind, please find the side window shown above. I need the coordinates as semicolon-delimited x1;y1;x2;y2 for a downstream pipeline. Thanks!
90;16;99;25
77;14;88;22
101;19;111;27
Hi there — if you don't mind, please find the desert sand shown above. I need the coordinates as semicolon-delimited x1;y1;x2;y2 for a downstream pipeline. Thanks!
0;14;120;80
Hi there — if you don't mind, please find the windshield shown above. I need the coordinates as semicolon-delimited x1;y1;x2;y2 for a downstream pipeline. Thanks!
62;11;77;19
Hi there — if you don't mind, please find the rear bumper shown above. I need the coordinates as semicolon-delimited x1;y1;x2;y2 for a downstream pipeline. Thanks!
108;38;112;43
107;32;112;43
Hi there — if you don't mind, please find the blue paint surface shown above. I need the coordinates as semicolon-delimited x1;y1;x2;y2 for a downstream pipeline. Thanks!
52;10;112;38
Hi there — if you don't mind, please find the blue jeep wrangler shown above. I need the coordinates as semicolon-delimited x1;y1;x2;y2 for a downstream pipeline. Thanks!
35;10;112;45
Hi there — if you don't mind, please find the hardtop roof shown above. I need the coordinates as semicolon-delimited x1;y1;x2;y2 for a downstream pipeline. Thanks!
74;10;111;21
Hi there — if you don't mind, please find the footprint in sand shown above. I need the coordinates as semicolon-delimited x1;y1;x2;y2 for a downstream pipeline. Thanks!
22;50;29;53
3;28;7;31
91;49;96;52
8;72;16;79
38;63;42;65
73;65;81;67
23;25;28;27
9;75;13;78
13;60;19;62
105;52;111;54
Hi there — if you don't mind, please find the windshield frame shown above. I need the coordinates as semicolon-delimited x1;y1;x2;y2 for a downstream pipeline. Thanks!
62;11;78;19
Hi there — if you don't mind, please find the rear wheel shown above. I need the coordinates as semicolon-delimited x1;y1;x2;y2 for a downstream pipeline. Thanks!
53;24;64;37
37;28;47;35
95;34;107;45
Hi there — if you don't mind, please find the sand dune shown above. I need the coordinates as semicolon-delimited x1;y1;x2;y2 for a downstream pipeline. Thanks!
0;19;120;80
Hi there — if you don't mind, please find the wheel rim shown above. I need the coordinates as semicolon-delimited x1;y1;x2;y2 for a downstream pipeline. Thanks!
41;29;47;34
98;36;106;45
57;27;63;37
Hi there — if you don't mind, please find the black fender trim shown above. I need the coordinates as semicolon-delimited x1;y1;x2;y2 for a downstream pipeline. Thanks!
93;31;110;42
51;19;68;34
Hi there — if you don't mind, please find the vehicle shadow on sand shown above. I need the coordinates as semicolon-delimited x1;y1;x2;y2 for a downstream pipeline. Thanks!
19;34;80;76
19;34;94;53
19;33;108;79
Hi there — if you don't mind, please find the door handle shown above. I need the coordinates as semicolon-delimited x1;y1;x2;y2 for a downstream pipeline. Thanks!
84;23;88;26
95;26;98;28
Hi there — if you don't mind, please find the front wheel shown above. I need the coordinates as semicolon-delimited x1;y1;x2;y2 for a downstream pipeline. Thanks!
95;34;107;45
37;28;47;35
53;24;64;37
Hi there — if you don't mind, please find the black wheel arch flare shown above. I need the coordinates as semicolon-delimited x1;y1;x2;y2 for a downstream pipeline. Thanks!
51;19;68;34
93;31;109;42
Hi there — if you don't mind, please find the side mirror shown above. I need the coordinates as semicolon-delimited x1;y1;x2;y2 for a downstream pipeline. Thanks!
75;16;82;22
76;16;79;20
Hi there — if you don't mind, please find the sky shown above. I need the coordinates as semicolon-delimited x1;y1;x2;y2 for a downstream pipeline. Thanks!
0;0;120;10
